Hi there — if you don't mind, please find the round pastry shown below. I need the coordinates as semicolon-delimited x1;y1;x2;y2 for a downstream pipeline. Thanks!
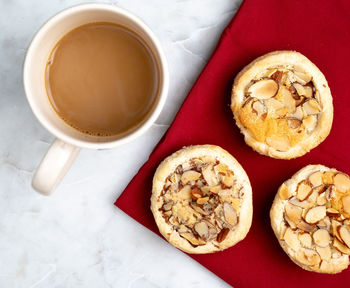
151;145;252;254
270;165;350;273
231;51;333;159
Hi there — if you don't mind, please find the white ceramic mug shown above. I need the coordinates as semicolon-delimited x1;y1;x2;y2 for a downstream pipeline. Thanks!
23;3;169;195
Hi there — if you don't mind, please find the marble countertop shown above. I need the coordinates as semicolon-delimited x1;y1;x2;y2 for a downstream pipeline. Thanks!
0;0;241;287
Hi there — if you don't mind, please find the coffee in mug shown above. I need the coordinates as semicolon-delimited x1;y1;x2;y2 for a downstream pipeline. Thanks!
45;22;159;136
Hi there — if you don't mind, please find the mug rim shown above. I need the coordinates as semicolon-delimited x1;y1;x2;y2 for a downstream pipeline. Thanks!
23;3;169;150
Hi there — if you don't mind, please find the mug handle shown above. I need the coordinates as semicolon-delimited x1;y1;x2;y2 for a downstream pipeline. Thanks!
32;139;81;195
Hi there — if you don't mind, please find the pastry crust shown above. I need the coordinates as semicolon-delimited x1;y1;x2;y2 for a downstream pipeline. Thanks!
231;51;333;159
151;145;252;254
270;165;350;273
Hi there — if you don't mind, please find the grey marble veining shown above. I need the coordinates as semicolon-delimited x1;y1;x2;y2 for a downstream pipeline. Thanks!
0;0;241;287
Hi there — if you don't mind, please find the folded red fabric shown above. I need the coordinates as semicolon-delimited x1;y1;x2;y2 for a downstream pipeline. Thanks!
115;0;350;286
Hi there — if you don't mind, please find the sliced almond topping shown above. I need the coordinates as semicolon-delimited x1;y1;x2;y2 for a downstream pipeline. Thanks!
317;216;331;230
333;173;350;193
333;238;350;255
331;220;343;243
285;215;297;229
177;224;188;233
326;186;342;211
297;220;315;232
303;85;313;98
191;187;203;200
309;171;323;187
290;106;304;120
180;232;206;246
222;174;235;187
296;249;321;266
277;86;296;113
206;223;220;241
266;135;290;152
264;98;284;114
181;170;201;184
202;164;219;186
248;79;278;99
213;163;228;175
181;162;193;171
323;171;335;185
296;180;313;201
298;233;312;248
317;192;327;206
280;224;288;240
200;155;215;163
294;70;312;85
326;207;340;217
216;228;230;243
339;226;350;248
293;83;313;98
307;188;319;205
276;107;289;117
316;246;332;261
279;183;292;200
170;173;180;184
302;99;321;115
283;228;300;251
194;221;209;240
223;202;237;226
342;195;350;214
285;202;302;224
215;219;223;230
305;206;326;224
252;100;266;117
287;118;302;129
313;229;330;247
218;189;235;203
197;197;209;205
293;83;310;97
289;197;310;209
303;115;318;133
176;185;192;201
200;186;210;194
208;185;221;194
230;198;241;212
263;68;278;78
190;203;209;216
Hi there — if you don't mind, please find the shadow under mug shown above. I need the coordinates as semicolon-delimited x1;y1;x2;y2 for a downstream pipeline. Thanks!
23;3;169;195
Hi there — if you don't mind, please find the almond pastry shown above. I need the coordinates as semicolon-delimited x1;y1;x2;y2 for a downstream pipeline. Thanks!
151;145;252;254
231;51;333;159
270;165;350;273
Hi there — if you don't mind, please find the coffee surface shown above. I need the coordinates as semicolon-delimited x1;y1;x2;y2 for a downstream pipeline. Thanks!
46;22;158;136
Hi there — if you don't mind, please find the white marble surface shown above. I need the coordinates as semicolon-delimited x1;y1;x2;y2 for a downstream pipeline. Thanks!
0;0;241;287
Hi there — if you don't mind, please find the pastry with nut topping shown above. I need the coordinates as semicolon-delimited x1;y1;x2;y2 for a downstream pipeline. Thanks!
270;165;350;273
231;51;333;159
151;145;252;254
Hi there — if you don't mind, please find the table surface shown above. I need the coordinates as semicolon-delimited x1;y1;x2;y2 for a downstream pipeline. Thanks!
0;0;241;287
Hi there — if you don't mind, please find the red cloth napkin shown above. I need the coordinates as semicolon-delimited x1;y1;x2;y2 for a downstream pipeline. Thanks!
115;0;350;286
